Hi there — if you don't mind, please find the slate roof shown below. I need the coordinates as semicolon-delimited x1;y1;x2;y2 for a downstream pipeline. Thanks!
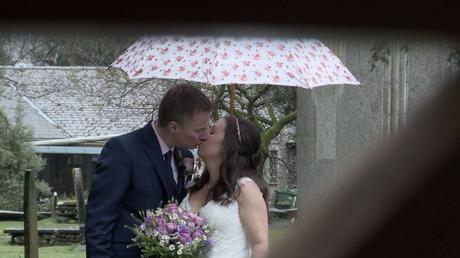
0;66;168;140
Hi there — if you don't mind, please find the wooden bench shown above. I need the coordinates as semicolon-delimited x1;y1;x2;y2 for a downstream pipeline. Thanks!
3;228;81;246
269;207;298;219
0;210;51;221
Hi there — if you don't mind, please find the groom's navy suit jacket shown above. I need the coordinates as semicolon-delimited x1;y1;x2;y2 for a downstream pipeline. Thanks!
85;121;191;258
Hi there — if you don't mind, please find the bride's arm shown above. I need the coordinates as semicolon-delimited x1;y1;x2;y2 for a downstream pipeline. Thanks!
238;181;269;258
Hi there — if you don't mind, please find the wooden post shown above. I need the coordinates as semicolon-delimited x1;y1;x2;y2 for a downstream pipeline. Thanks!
72;168;85;245
24;169;39;258
50;192;57;219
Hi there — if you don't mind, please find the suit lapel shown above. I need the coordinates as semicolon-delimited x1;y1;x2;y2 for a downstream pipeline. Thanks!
141;122;176;200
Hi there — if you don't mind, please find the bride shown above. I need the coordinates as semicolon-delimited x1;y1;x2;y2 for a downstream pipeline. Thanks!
180;115;269;258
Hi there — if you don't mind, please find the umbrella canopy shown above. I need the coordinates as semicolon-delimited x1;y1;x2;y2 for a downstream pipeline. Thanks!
111;35;360;89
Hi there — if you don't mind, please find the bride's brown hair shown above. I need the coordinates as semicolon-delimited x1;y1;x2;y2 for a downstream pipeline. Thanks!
190;115;269;205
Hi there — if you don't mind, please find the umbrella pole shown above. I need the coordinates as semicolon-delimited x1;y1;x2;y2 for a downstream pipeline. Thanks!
228;84;236;115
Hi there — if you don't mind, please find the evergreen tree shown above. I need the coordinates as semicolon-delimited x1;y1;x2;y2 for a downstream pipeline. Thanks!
0;100;46;211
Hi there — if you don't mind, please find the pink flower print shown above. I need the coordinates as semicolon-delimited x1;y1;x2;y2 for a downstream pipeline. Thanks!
240;74;247;81
256;41;264;47
335;64;341;70
204;47;210;53
328;75;333;81
191;60;198;67
222;70;230;77
189;49;197;56
191;71;198;78
160;47;169;54
176;56;184;62
287;72;295;79
245;43;252;50
253;53;261;60
203;57;210;64
235;50;243;56
133;68;143;76
333;71;339;77
224;40;232;46
286;54;294;61
265;65;272;71
232;64;239;71
309;51;316;58
276;61;283;68
346;76;352;81
205;69;211;75
178;66;185;72
145;55;155;61
254;70;262;77
277;44;285;51
163;69;171;76
176;46;184;51
243;60;250;66
267;50;276;57
273;75;280;82
150;65;158;71
163;59;171;65
222;52;229;59
321;62;327;68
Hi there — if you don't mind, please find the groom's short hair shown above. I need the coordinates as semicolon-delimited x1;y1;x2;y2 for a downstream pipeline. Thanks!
157;83;213;127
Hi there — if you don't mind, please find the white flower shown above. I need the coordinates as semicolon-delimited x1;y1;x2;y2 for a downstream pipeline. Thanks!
172;213;178;220
177;249;183;255
160;240;165;246
178;244;184;249
202;235;207;240
169;244;175;250
204;230;209;234
153;231;159;236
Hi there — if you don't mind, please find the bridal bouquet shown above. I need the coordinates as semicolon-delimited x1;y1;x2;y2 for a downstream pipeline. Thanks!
128;201;213;258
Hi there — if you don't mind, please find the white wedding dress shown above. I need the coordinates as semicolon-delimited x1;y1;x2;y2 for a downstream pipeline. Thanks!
180;177;257;258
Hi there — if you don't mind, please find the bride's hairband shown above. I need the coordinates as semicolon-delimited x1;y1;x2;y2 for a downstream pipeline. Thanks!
236;118;242;143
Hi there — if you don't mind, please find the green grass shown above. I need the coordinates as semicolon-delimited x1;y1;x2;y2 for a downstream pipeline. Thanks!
0;218;293;257
0;219;85;258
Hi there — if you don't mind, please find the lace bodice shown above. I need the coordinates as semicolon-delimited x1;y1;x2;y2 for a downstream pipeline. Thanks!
180;177;258;258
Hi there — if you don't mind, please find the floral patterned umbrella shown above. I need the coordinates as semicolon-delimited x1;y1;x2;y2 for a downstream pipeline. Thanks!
111;35;360;112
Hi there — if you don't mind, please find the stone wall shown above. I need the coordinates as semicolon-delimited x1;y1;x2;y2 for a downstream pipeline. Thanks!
296;36;460;209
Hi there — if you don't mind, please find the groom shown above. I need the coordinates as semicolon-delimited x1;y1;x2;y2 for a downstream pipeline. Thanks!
85;84;213;258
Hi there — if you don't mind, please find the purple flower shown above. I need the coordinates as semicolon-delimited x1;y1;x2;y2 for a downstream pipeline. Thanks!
145;215;154;226
204;239;213;248
156;225;168;235
179;232;191;244
191;229;203;239
166;203;178;213
166;222;177;234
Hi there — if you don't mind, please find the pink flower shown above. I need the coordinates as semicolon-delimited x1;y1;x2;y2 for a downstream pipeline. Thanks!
194;216;204;226
187;212;198;221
